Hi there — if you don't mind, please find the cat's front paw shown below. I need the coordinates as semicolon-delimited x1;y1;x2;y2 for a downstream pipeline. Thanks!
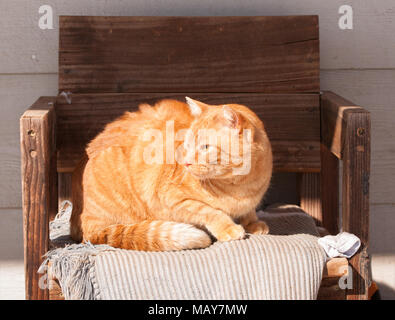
215;224;245;242
245;221;269;235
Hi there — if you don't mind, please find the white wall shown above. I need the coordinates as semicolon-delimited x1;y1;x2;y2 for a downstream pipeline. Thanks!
0;0;394;299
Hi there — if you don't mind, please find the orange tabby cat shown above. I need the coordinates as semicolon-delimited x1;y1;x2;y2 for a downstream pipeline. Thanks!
70;97;273;251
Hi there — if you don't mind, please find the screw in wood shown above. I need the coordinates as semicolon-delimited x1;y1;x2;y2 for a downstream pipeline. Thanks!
27;130;36;137
357;128;365;137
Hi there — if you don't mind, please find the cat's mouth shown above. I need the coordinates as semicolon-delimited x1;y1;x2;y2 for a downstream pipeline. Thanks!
184;164;223;180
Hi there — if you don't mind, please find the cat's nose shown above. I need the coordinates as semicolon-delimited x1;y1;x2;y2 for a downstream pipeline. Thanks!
185;163;192;167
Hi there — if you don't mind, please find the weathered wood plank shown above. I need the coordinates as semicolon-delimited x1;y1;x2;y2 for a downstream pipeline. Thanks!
20;97;57;300
321;70;395;155
59;16;319;94
320;144;339;234
263;172;299;206
341;109;371;300
55;93;321;173
317;277;346;300
318;258;349;300
323;258;348;278
321;90;371;299
58;172;72;210
299;172;322;226
340;106;370;246
321;91;365;159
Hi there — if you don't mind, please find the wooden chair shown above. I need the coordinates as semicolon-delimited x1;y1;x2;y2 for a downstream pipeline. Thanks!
20;16;371;300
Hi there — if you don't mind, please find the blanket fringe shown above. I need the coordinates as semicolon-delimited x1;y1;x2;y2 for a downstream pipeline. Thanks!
39;242;115;300
40;200;115;299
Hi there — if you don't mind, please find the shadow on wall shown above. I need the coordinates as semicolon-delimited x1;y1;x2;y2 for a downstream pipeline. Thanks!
262;172;299;208
374;282;395;300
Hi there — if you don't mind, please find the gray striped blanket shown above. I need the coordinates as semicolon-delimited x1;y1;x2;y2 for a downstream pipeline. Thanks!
42;204;326;300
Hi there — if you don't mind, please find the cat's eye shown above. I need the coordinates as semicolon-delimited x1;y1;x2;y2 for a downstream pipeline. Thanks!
200;144;210;150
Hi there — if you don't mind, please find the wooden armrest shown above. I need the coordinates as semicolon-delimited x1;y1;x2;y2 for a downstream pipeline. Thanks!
321;91;370;160
20;96;58;300
321;91;371;300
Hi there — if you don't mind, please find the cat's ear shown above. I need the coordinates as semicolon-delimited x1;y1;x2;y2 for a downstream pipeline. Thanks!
185;97;207;117
222;105;240;130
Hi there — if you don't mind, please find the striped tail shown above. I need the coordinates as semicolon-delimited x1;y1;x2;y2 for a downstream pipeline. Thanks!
87;220;212;251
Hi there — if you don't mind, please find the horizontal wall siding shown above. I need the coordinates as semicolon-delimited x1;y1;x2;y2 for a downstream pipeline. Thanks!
59;16;319;94
0;74;57;208
321;70;395;204
0;0;394;299
369;205;395;254
1;0;395;74
0;209;23;260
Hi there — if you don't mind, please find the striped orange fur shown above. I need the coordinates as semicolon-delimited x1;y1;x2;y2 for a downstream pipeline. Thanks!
70;98;272;251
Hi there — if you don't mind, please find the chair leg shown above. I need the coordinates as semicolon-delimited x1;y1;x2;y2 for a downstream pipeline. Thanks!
346;247;370;300
20;98;57;300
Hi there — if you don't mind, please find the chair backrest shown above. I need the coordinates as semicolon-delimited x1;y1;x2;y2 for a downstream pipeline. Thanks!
56;16;321;174
59;16;319;94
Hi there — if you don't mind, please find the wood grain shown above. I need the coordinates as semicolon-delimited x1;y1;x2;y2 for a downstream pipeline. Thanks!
20;97;57;300
318;258;349;300
342;109;371;300
321;91;366;159
55;93;321;173
323;257;348;278
58;173;72;211
299;172;322;226
321;91;371;244
317;277;346;300
59;16;319;94
321;90;371;300
320;144;339;235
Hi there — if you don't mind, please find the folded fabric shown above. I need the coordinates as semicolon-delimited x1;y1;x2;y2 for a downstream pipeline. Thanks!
43;234;326;300
43;201;327;300
258;203;320;236
317;232;361;258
